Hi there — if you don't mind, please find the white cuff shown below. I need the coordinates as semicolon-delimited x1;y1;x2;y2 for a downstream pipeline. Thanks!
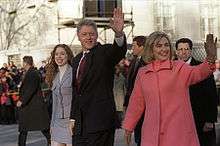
70;119;75;122
114;32;125;47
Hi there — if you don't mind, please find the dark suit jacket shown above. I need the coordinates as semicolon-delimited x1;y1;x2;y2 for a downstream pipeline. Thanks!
189;57;218;125
70;39;127;134
18;67;50;131
123;57;146;107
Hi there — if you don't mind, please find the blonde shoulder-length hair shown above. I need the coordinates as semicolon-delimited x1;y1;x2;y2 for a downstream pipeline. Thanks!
142;31;173;63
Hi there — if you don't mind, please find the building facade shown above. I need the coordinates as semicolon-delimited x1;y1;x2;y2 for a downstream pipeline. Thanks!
0;0;220;67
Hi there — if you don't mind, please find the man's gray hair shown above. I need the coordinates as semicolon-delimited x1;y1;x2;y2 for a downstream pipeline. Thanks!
77;19;98;34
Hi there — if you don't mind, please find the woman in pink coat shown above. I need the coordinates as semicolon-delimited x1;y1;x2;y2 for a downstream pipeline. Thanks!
123;31;217;146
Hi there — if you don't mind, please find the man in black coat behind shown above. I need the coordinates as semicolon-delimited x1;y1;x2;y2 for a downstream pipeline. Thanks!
16;56;50;146
175;38;218;146
69;8;127;146
123;36;146;146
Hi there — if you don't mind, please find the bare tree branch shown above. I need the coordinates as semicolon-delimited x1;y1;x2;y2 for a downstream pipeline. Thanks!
0;0;52;51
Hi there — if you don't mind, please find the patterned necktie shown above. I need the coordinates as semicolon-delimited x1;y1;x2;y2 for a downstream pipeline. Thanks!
76;52;88;89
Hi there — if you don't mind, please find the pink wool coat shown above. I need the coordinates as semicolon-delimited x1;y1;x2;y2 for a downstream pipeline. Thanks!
123;60;215;146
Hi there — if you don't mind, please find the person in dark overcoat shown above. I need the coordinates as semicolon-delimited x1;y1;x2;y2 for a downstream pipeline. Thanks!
175;38;218;146
123;36;146;146
69;8;127;146
16;56;50;146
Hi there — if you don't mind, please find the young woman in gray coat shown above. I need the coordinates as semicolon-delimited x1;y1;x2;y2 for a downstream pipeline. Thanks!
46;44;74;146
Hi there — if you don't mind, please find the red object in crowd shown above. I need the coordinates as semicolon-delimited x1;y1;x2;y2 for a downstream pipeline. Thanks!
0;94;7;105
12;93;19;101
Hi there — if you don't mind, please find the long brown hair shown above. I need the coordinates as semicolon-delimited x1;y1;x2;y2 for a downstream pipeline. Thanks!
45;44;73;88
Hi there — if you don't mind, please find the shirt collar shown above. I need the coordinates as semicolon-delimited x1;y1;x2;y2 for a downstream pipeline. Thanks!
83;50;90;54
185;57;192;64
145;60;173;73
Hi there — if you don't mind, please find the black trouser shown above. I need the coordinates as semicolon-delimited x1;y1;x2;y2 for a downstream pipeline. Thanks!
134;114;144;146
73;128;115;146
197;123;216;146
18;129;50;146
1;105;15;124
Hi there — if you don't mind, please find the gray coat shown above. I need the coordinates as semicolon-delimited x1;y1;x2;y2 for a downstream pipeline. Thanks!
51;65;72;127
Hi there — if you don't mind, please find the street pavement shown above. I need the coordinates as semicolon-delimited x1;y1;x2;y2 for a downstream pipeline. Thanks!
0;125;136;146
0;123;219;146
216;122;220;146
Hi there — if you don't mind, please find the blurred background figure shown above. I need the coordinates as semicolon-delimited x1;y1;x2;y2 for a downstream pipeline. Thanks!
39;61;47;83
175;38;218;146
2;63;8;70
0;68;16;125
114;59;126;128
16;56;50;146
214;59;220;105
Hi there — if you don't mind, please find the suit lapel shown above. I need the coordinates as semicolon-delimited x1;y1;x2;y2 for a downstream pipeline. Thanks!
60;65;71;86
128;57;146;81
20;68;32;90
52;73;60;95
127;58;137;80
139;57;146;67
190;57;198;66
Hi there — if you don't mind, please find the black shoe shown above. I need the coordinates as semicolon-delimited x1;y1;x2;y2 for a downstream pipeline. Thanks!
47;140;51;146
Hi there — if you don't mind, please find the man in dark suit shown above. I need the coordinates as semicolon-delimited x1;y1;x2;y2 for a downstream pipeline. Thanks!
123;36;146;146
69;8;126;146
175;38;218;146
16;56;50;146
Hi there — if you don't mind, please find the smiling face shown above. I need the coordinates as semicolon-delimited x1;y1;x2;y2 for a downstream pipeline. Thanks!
54;47;68;67
152;37;171;61
77;25;98;51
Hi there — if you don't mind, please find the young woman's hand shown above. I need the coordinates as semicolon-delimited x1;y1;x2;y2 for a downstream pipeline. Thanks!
124;129;132;146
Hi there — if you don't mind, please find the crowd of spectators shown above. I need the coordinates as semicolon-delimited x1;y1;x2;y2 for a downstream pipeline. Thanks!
0;57;131;126
0;61;47;125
